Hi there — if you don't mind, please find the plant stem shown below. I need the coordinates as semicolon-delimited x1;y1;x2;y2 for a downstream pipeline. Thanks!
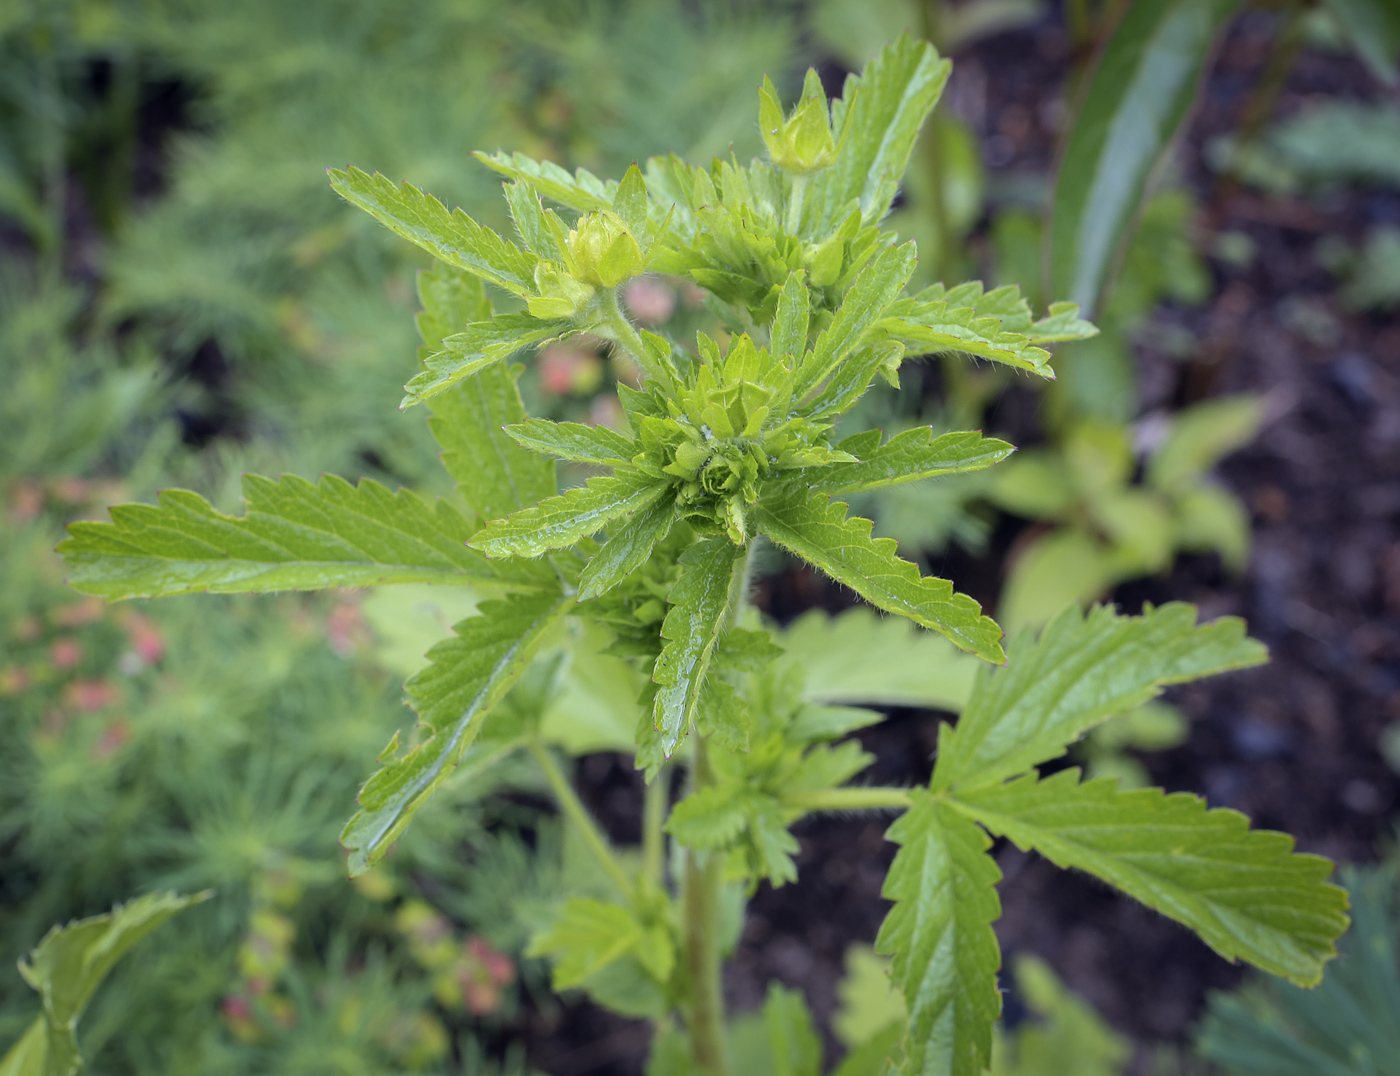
682;737;730;1076
781;786;913;811
643;764;668;885
526;738;635;900
595;288;674;393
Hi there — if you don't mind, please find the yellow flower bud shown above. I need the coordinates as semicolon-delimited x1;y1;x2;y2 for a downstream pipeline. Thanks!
568;211;645;289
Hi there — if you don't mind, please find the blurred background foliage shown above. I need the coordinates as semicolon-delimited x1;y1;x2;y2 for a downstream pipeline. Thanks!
3;0;1399;1070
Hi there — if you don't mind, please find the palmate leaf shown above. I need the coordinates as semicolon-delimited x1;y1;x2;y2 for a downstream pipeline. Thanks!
469;473;664;559
754;484;1004;663
506;418;639;467
652;537;745;757
342;589;575;875
932;603;1266;792
415;266;557;520
877;790;1002;1076
59;474;548;600
402;314;572;408
807;428;1015;495
807;34;952;233
952;771;1349;985
329;166;536;295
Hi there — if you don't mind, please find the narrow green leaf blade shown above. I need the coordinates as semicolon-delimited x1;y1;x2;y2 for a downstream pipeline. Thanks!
403;315;571;408
329;166;536;295
1048;0;1240;311
795;242;916;398
953;771;1349;985
416;266;557;520
652;537;745;756
876;790;1002;1076
59;475;544;600
807;428;1014;495
755;485;1004;663
342;589;575;874
469;473;663;558
577;491;678;601
472;150;617;213
932;603;1267;792
506;419;638;467
809;35;952;231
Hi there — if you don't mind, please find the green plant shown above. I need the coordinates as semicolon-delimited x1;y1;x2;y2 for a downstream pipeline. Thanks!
1196;863;1400;1076
55;38;1350;1076
1;891;205;1076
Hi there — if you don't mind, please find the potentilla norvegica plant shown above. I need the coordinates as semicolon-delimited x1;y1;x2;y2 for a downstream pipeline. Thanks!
59;36;1349;1076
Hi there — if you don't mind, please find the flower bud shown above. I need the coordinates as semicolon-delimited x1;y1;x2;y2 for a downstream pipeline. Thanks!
759;70;838;175
568;211;645;289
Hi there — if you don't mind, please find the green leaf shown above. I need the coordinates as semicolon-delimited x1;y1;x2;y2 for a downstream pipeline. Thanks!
469;473;664;559
4;892;207;1076
329;166;536;295
342;590;575;874
795;242;916;398
755;485;1004;663
415;266;557;519
652;537;745;756
1147;394;1262;494
952;771;1349;985
763;984;823;1076
1028;301;1100;344
472;150;616;213
808;35;952;232
770;271;811;363
933;603;1267;792
778;608;980;712
877;790;1002;1076
59;475;544;600
808;428;1014;495
882;297;1055;378
1048;0;1241;311
526;898;646;991
667;785;763;849
403;315;572;408
1318;0;1400;85
506;419;638;467
577;490;678;602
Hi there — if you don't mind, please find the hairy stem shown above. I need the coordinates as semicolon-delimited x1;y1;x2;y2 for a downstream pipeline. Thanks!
781;786;913;811
683;737;730;1076
643;764;668;885
595;287;675;392
527;739;635;900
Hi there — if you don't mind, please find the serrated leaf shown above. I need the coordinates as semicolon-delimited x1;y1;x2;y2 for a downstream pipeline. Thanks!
330;166;536;295
795;242;916;398
932;603;1266;792
342;590;574;874
416;267;557;519
755;485;1004;663
667;785;761;848
404;315;571;407
472;150;616;213
526;898;644;990
59;475;544;600
6;892;207;1076
1028;301;1100;344
770;271;811;363
469;473;663;559
952;771;1349;985
652;538;745;756
577;490;678;601
763;984;823;1076
807;428;1014;495
1048;0;1241;311
876;790;1002;1076
506;419;638;467
808;35;952;232
504;180;565;259
882;297;1055;378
